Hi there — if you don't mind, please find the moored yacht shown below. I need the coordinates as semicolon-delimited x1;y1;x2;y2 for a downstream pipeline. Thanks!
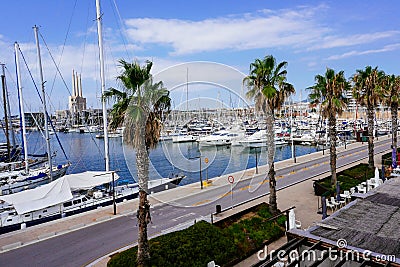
197;130;232;147
0;171;185;233
171;129;197;143
239;130;286;148
239;130;267;148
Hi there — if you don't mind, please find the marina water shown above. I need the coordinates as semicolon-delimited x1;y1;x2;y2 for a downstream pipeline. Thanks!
2;132;318;186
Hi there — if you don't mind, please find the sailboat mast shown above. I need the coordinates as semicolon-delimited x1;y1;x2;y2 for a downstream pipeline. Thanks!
15;42;29;173
96;0;110;171
1;64;11;160
5;70;16;149
33;25;53;179
186;67;188;119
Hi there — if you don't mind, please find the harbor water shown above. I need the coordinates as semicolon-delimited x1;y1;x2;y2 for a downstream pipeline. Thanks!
2;131;319;186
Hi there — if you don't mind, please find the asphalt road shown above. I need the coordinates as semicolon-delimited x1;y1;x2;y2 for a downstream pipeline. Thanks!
0;138;392;267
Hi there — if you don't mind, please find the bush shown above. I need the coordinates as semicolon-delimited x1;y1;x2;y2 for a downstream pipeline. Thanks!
222;204;285;256
108;221;236;267
108;203;287;267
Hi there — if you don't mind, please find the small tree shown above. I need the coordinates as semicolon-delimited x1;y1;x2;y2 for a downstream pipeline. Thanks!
243;55;295;214
308;68;349;186
352;66;385;169
103;60;170;266
379;74;400;163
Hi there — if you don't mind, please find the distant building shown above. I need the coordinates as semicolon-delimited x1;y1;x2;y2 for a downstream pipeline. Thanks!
69;70;87;123
24;112;44;128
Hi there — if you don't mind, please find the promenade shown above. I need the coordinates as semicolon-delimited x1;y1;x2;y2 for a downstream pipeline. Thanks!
0;135;391;266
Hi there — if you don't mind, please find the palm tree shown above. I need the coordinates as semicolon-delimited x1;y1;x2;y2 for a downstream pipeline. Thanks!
308;68;349;186
352;66;385;169
379;74;400;164
103;59;171;267
243;55;295;215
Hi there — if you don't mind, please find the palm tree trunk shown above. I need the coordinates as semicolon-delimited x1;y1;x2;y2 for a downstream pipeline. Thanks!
266;108;277;215
329;114;337;186
392;102;398;160
136;122;151;267
367;104;375;168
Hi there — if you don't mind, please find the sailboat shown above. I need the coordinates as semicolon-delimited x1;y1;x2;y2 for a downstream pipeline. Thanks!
171;68;196;143
0;33;70;195
0;1;185;233
0;64;21;163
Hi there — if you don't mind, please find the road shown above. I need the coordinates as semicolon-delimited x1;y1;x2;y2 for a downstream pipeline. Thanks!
0;138;392;267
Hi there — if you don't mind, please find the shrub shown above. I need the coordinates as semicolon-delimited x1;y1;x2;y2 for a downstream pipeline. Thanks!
108;203;286;267
108;221;236;267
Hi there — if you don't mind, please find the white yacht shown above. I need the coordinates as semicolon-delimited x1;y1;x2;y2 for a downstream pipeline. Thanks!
171;129;197;143
0;162;70;195
171;133;197;143
274;136;287;146
0;171;185;233
239;130;267;148
197;130;232;147
239;130;286;148
291;130;316;144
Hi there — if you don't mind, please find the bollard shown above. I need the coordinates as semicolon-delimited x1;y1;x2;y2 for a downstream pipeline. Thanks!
216;204;221;213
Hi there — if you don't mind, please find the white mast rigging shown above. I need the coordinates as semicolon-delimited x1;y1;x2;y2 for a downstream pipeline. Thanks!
14;43;29;173
33;25;53;180
96;0;110;171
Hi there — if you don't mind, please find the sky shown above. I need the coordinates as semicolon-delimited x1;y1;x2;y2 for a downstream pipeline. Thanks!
0;0;399;113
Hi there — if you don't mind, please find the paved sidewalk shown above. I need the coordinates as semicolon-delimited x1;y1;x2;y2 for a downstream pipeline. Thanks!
0;135;391;266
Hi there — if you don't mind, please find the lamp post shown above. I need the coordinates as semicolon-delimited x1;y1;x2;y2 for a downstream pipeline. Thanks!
199;155;203;189
254;146;261;174
189;146;203;189
112;171;116;215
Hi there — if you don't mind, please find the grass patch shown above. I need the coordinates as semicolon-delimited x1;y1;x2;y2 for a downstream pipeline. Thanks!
108;203;286;267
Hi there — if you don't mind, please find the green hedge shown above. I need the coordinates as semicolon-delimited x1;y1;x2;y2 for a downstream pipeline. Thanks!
108;221;236;267
108;203;286;267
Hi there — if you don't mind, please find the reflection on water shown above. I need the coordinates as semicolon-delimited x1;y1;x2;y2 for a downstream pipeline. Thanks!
2;132;318;186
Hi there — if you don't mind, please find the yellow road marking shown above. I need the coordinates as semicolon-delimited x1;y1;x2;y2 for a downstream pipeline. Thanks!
239;185;251;191
191;199;211;206
221;191;232;198
290;170;296;174
276;175;284;179
313;163;320;167
302;167;309;171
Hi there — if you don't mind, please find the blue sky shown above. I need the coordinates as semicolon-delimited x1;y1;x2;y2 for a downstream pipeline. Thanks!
0;0;399;113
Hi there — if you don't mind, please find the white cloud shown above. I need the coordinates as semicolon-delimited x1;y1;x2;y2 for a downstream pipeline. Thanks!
124;6;329;55
326;43;400;60
123;5;400;57
310;31;400;50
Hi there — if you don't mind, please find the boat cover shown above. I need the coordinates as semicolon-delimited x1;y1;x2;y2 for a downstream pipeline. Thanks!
0;171;119;214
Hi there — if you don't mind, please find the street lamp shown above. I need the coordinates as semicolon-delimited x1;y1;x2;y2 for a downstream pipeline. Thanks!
112;171;116;215
253;146;261;174
199;154;203;189
188;146;203;189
